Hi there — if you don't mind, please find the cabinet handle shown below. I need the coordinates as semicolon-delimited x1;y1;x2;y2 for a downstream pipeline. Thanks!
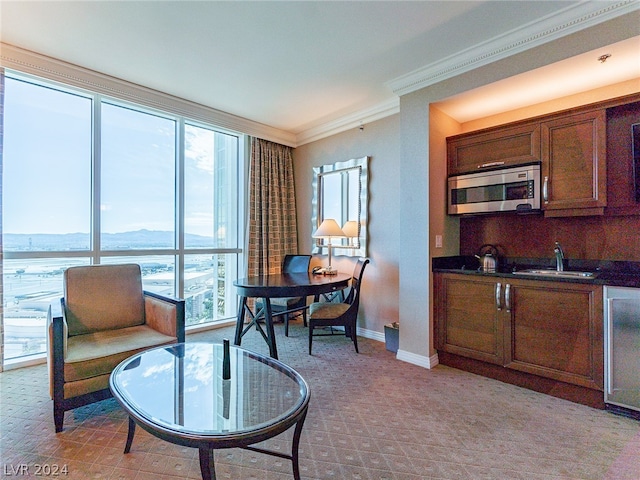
505;284;511;312
495;282;502;310
478;161;505;169
543;176;549;203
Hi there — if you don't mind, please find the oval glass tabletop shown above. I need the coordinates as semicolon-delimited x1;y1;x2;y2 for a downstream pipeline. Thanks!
110;342;309;436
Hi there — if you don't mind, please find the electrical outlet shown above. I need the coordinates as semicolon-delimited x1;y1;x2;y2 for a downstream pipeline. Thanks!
435;235;443;248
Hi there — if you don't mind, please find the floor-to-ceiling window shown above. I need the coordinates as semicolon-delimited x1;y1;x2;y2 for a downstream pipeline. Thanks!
2;72;243;366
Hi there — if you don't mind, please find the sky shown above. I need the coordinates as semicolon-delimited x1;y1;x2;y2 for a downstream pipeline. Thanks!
3;75;237;241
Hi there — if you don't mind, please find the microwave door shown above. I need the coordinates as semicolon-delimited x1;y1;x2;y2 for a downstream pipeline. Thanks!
448;165;540;215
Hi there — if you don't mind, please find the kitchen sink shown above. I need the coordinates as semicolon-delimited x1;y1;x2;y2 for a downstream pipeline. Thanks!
513;269;595;278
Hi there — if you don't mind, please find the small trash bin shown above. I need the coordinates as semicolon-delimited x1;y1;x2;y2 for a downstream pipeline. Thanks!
384;322;399;353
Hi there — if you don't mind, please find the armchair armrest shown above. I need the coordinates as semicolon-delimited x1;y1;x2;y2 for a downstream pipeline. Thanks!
47;299;67;400
143;291;186;343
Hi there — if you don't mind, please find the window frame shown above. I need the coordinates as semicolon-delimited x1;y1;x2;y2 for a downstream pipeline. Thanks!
1;70;247;368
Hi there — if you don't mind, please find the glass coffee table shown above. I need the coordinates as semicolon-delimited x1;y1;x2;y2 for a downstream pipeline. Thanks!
109;342;310;480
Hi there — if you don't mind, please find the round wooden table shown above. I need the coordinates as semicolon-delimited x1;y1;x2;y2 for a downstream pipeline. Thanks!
234;272;351;359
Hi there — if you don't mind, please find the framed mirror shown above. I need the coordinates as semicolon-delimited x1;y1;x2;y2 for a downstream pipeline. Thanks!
312;156;368;257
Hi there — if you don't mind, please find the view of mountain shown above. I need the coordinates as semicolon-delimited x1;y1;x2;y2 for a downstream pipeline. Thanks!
3;230;215;251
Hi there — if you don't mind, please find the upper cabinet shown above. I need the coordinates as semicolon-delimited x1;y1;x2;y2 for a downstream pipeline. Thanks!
541;109;607;216
606;100;640;216
447;122;540;175
446;94;640;218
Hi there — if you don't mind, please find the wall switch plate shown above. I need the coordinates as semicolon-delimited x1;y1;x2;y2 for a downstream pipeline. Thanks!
435;235;443;248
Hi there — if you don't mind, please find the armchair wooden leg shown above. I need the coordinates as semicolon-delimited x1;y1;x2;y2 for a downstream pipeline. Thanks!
308;326;313;355
54;405;64;433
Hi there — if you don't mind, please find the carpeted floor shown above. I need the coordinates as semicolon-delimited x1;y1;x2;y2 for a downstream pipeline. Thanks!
1;320;639;479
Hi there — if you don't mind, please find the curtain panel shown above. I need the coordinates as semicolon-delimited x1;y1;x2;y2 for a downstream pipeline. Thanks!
247;138;298;277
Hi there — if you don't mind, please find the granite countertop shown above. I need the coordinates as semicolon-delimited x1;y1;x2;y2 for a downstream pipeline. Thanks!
432;256;640;288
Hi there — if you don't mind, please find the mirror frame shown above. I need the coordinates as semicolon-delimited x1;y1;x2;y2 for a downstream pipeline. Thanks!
312;156;368;257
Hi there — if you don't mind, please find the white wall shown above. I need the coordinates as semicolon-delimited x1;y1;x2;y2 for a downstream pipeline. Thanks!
293;115;400;340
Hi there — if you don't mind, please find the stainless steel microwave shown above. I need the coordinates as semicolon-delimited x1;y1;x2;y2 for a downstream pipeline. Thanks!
448;163;541;215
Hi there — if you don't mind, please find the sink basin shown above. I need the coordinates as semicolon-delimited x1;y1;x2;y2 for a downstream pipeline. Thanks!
513;269;595;278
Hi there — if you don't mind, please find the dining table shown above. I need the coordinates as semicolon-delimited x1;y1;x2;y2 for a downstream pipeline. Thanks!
233;272;351;359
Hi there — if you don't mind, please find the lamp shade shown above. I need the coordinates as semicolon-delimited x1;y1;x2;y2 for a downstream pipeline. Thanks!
342;220;359;238
313;218;346;238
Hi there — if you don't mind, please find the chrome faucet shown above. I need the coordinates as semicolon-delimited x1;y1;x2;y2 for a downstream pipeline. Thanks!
554;242;564;272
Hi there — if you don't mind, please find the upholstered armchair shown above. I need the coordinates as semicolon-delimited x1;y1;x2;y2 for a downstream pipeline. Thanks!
47;263;185;432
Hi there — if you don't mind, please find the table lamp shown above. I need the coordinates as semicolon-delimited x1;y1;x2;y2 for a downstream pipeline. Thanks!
313;218;345;274
342;220;360;247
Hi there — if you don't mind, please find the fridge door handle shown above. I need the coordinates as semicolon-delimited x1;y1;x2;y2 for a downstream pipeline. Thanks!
606;298;615;396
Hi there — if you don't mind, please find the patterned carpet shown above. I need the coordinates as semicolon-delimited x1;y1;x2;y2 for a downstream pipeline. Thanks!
1;319;639;479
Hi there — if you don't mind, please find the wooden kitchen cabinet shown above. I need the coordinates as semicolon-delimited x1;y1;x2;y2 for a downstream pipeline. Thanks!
541;109;607;216
447;122;541;175
434;272;604;391
504;278;604;390
434;273;504;364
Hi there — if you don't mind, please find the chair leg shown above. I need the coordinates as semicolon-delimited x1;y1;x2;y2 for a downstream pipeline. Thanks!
349;325;359;353
54;404;64;432
284;314;290;337
302;310;307;327
308;325;313;354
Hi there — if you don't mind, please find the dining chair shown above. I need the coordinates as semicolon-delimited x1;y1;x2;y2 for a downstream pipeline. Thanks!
257;254;312;336
308;257;369;354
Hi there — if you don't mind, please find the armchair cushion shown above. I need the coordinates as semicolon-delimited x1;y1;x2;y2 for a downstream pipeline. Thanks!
64;324;176;383
64;264;145;336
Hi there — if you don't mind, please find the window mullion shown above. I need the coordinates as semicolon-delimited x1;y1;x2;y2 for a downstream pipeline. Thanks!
176;118;185;298
92;95;102;264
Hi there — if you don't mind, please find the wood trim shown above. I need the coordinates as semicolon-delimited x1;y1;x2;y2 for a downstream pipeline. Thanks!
438;351;605;409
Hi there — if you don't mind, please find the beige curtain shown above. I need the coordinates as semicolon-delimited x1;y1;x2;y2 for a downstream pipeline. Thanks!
247;138;298;276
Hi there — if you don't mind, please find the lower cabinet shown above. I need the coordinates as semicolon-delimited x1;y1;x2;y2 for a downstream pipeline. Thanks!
434;274;505;365
434;273;604;391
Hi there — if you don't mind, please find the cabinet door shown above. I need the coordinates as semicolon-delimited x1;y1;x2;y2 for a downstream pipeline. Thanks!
447;122;540;175
434;274;504;364
504;279;603;390
541;109;606;215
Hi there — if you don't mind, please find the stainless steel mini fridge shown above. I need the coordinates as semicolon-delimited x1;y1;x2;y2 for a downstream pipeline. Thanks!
604;287;640;413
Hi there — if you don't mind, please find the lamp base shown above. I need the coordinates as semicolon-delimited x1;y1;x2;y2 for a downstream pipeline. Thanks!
323;267;338;275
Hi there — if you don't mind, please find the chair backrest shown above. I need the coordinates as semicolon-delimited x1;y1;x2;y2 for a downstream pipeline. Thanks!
282;254;312;273
345;257;370;305
64;264;145;336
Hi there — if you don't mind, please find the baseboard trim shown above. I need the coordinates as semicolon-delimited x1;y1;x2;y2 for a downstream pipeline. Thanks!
397;350;439;369
357;327;439;368
357;326;385;342
438;351;605;409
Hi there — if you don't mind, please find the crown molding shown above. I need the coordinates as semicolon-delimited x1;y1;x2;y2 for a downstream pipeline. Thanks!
0;42;297;147
294;1;638;147
295;97;399;147
387;0;640;97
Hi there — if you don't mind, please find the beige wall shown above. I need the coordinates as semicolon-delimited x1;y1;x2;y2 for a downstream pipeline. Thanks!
294;11;639;366
293;115;401;337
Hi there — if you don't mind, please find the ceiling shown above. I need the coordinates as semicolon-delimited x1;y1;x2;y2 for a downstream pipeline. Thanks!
1;1;639;144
